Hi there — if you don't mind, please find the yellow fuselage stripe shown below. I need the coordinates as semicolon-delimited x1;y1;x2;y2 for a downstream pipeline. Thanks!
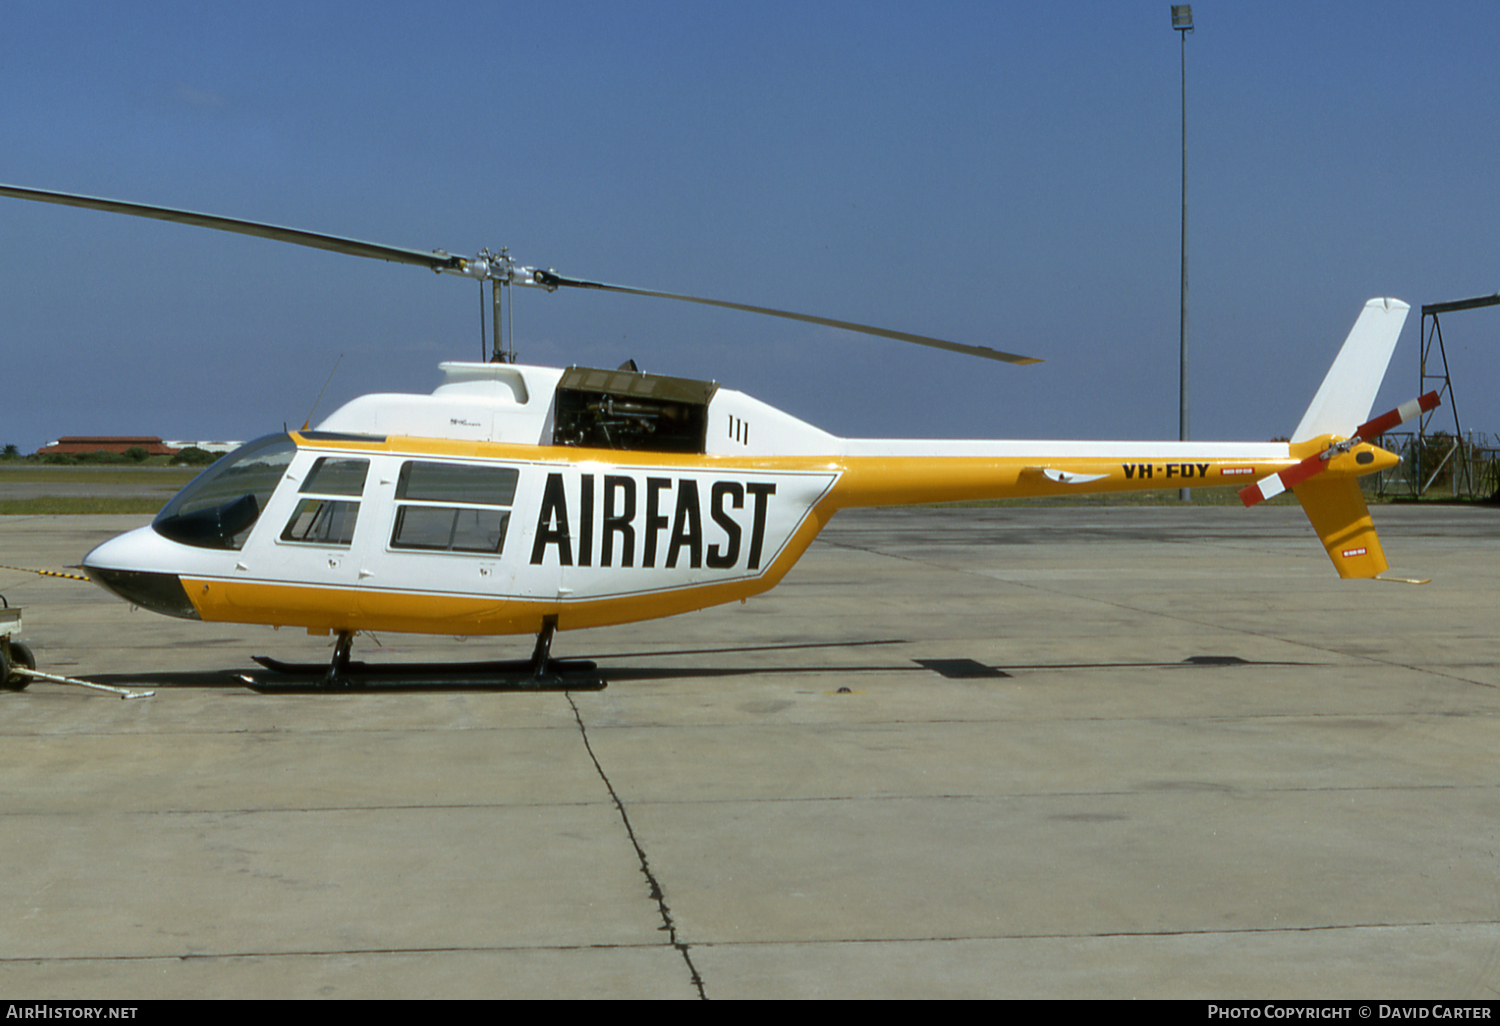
182;438;1383;636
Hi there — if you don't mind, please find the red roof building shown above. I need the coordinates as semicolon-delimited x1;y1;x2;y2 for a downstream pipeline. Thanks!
36;437;180;456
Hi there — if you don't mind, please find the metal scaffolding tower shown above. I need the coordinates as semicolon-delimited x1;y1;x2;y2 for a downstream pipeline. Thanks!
1416;292;1500;496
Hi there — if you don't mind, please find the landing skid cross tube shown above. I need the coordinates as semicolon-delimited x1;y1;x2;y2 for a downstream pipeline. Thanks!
238;623;607;692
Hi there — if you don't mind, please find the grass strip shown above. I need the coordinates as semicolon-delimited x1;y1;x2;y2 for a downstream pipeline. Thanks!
0;497;167;515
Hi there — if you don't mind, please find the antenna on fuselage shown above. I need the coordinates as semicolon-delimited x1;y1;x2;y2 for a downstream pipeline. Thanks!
302;353;344;431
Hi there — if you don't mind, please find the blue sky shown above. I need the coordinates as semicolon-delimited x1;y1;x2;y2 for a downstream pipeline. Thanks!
3;1;1497;450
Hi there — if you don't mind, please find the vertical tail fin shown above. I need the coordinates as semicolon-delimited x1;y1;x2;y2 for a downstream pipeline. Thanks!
1271;298;1415;580
1292;298;1410;443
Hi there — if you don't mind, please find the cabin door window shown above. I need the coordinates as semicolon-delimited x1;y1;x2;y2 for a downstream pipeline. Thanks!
388;461;519;555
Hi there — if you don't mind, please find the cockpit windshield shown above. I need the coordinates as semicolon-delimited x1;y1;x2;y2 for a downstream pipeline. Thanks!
153;433;297;550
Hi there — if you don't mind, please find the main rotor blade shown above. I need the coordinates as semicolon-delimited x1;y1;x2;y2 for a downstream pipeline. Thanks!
0;183;465;273
535;271;1042;365
2;183;1041;365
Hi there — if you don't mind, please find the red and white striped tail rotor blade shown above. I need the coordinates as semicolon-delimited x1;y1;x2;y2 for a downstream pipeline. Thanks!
1353;391;1441;442
1239;452;1329;507
1241;392;1441;508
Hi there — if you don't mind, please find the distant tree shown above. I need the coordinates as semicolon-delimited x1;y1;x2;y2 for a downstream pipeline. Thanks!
170;446;219;466
124;446;150;463
1;444;18;459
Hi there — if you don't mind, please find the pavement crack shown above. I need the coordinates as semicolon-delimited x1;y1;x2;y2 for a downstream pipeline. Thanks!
567;692;706;1000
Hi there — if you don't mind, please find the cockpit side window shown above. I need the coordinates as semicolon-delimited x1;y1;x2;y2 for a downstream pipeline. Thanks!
279;456;369;547
152;434;297;550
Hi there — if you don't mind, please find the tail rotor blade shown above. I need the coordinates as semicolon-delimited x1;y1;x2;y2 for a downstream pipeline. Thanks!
1240;391;1443;508
1239;452;1328;506
1352;391;1441;442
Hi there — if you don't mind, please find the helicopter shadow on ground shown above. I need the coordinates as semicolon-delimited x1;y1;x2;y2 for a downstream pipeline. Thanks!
78;642;1315;694
84;639;914;693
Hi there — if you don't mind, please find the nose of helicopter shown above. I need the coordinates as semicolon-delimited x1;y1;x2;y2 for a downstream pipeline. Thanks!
82;526;202;620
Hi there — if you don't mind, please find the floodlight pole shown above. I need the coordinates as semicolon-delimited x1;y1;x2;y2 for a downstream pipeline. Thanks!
1173;6;1194;501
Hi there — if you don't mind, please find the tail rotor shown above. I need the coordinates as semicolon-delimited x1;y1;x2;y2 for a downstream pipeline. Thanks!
1239;391;1440;508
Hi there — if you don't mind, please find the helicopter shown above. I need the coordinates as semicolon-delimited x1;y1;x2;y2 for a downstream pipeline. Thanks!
0;184;1437;688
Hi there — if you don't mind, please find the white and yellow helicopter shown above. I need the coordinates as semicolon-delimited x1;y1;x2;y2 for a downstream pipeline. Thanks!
0;184;1438;687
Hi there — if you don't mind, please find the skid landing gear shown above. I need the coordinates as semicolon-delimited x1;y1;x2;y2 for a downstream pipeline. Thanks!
528;616;559;684
241;620;606;692
326;631;354;687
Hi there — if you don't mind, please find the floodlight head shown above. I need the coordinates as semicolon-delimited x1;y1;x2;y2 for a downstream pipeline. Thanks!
1171;5;1193;31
